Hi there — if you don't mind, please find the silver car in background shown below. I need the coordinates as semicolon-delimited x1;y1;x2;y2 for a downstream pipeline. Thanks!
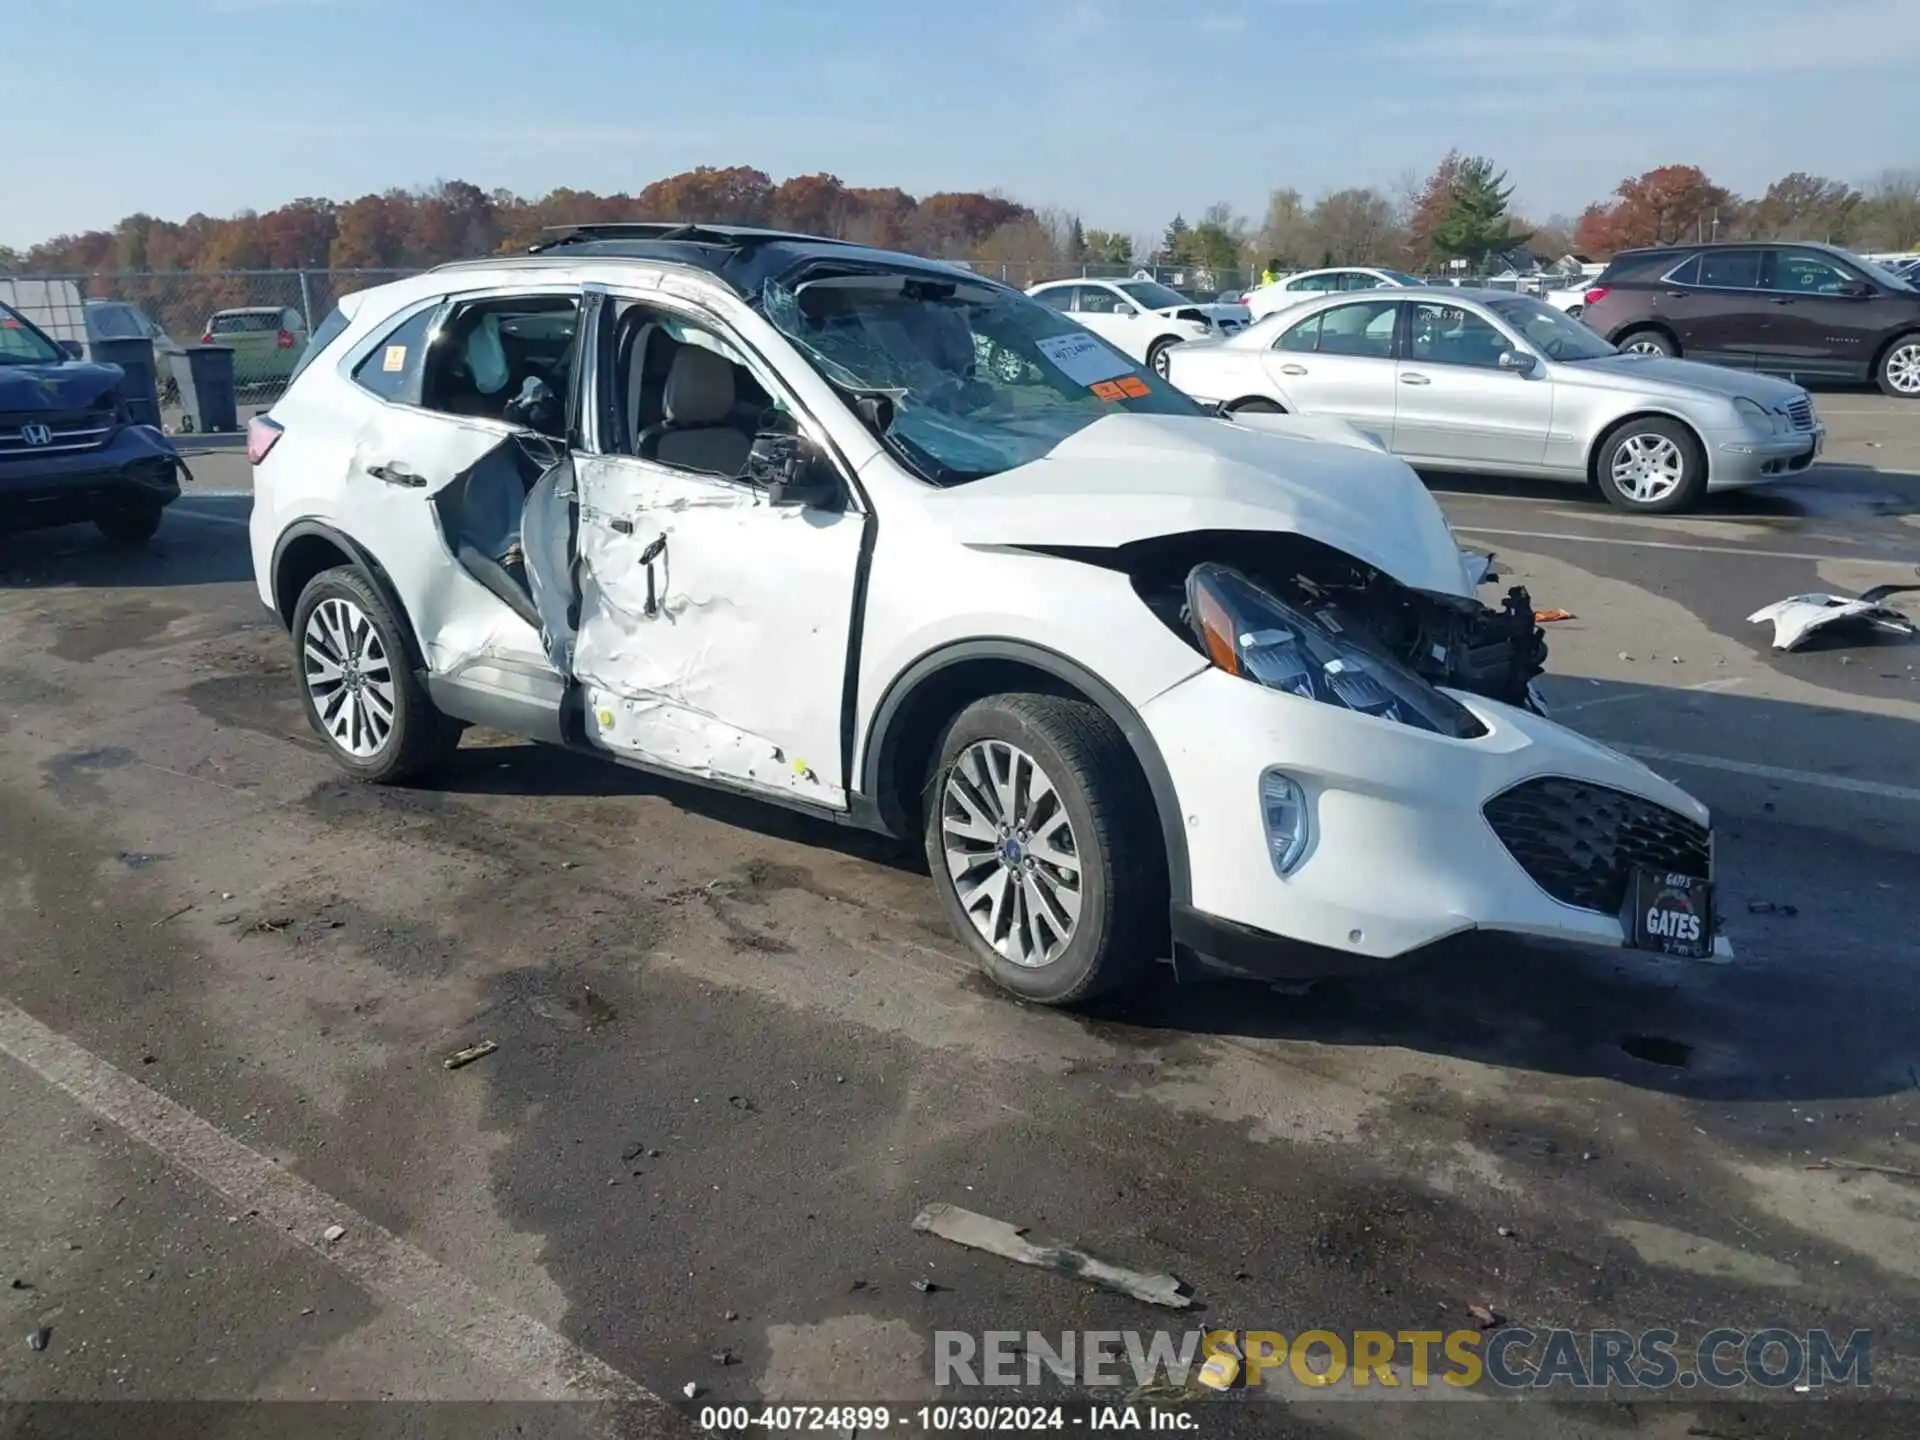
1165;287;1825;513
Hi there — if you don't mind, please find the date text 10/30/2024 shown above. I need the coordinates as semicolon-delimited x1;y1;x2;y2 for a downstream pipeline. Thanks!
698;1405;1196;1431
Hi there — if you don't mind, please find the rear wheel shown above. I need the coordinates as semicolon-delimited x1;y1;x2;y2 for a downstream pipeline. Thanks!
924;693;1163;1006
1594;417;1706;513
1877;333;1920;398
92;496;165;545
1618;328;1677;358
292;566;461;784
1228;397;1286;416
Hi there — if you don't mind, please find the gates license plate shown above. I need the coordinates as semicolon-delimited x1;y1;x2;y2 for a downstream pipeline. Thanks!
1626;869;1713;959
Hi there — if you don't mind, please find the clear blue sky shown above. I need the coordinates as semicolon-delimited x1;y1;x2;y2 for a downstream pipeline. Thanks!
8;0;1917;250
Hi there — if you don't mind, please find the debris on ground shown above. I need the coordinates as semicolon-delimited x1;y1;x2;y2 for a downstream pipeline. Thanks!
443;1040;498;1070
1810;1158;1920;1182
711;1349;738;1366
8;1279;28;1291
1747;901;1799;916
1533;608;1576;623
1497;1226;1517;1238
1749;580;1920;651
28;1327;50;1351
322;1224;346;1244
727;1095;755;1112
683;1383;700;1399
723;1310;738;1322
911;1202;1192;1309
911;1278;940;1293
1468;1304;1503;1330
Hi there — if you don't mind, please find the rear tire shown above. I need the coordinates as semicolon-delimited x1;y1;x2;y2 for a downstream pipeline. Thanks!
924;693;1163;1006
93;497;165;545
1876;333;1920;398
291;566;461;784
1229;397;1286;416
1618;328;1678;358
1594;417;1707;513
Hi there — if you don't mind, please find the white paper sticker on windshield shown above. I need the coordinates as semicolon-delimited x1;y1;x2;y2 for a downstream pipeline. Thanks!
1033;331;1134;387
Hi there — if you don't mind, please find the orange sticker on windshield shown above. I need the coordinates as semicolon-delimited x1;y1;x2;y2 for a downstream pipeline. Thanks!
1116;375;1151;397
1090;379;1126;401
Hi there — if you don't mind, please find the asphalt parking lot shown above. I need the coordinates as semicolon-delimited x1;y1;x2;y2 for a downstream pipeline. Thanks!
1;393;1917;1437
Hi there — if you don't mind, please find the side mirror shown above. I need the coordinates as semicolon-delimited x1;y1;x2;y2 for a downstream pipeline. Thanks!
58;339;85;360
745;430;842;510
1498;349;1538;376
1841;279;1875;299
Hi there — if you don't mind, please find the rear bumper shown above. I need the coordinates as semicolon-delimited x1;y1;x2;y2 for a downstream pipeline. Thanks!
0;425;183;521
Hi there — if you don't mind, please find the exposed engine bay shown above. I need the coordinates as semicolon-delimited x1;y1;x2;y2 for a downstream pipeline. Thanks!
1034;529;1548;710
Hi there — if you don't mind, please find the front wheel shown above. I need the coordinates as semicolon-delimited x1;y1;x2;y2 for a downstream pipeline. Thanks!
93;496;165;545
924;693;1163;1006
1146;337;1179;379
1877;333;1920;398
291;566;461;784
1594;418;1706;513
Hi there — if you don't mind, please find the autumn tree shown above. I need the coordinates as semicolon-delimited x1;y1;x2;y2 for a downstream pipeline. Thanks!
1856;169;1920;250
635;165;775;225
910;193;1031;257
1748;173;1860;243
841;187;917;248
329;194;408;269
769;173;853;236
1576;165;1735;253
1306;188;1400;266
1403;151;1463;269
1255;188;1311;269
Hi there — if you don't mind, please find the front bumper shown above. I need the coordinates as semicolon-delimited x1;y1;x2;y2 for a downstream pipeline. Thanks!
0;423;183;506
1707;423;1824;490
1143;669;1724;976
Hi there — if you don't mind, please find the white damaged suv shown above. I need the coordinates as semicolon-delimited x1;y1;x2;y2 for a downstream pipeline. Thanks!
248;223;1723;1005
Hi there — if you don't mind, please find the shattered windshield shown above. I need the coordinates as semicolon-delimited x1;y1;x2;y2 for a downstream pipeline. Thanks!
760;269;1202;485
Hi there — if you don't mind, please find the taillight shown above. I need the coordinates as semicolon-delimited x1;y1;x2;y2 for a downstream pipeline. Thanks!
201;332;214;344
1583;287;1610;307
276;329;295;349
246;414;284;465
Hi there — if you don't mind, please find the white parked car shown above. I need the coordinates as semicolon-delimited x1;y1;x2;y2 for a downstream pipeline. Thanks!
1165;287;1824;513
1243;267;1425;321
1543;280;1598;316
247;224;1724;1007
1026;278;1249;377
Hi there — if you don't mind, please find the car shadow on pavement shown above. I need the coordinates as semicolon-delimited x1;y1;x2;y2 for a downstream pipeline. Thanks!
1428;460;1920;520
1085;676;1920;1108
0;500;254;591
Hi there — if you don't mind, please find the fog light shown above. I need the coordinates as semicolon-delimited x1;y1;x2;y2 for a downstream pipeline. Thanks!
1259;768;1310;876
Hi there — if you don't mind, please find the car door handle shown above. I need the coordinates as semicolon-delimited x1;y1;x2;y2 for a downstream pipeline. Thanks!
1400;372;1431;385
367;461;426;488
1769;297;1795;305
1664;290;1691;298
1278;363;1308;375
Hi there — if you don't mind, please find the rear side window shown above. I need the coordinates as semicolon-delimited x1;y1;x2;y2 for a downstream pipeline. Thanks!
210;311;282;334
289;307;352;386
351;306;437;403
1697;250;1763;289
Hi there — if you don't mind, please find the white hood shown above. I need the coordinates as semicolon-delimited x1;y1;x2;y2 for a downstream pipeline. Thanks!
923;413;1473;597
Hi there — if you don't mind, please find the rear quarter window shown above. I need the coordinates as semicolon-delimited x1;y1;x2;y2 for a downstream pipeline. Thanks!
210;312;281;334
288;307;352;386
350;306;437;404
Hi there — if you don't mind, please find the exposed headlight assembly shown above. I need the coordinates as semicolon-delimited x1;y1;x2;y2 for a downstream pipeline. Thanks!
1186;562;1486;738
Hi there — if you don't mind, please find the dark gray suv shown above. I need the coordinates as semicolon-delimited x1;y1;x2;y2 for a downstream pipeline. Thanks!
1580;242;1920;398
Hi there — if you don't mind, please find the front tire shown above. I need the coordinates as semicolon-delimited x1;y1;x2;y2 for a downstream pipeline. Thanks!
1594;418;1706;513
291;566;461;784
924;693;1163;1006
1146;337;1179;379
1877;333;1920;398
93;496;165;545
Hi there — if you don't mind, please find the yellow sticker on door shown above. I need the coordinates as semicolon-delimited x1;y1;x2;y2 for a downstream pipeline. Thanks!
382;345;407;373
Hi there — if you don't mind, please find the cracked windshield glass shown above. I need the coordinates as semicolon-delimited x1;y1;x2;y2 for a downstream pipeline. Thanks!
761;273;1200;484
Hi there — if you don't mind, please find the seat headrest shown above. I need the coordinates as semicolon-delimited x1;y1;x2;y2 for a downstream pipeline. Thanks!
663;344;736;425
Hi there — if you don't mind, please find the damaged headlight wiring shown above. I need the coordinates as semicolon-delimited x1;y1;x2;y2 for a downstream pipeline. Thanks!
1185;562;1487;739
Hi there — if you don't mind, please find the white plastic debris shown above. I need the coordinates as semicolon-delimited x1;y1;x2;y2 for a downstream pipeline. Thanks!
1749;582;1920;652
322;1224;346;1244
683;1382;700;1399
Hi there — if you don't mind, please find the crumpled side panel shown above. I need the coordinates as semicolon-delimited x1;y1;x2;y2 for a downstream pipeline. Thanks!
521;456;577;671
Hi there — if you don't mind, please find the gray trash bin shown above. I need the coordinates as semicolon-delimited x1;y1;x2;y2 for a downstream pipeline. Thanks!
90;336;162;428
167;345;239;434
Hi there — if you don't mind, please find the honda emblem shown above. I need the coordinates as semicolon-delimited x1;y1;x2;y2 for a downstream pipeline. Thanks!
21;423;53;447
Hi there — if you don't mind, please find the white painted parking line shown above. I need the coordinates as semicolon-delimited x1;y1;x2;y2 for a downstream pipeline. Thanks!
167;507;250;529
1617;745;1920;805
0;996;670;1420
1454;525;1919;567
177;488;255;498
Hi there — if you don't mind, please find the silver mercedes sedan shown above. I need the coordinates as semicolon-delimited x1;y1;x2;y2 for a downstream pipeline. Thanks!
1164;287;1825;513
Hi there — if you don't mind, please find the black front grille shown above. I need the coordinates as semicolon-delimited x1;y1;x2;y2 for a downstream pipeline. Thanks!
1483;776;1710;914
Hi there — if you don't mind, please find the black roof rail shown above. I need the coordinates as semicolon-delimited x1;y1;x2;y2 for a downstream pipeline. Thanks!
527;221;846;254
